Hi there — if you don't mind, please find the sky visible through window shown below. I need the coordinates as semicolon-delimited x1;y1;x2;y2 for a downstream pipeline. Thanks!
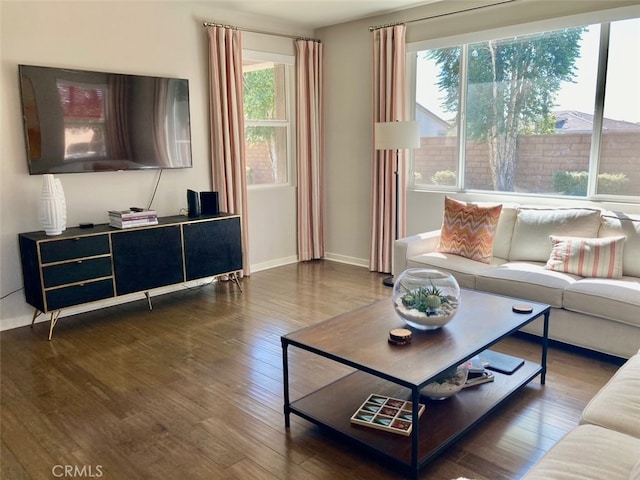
416;18;639;125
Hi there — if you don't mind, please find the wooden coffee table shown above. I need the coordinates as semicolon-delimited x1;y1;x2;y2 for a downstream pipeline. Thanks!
281;289;550;478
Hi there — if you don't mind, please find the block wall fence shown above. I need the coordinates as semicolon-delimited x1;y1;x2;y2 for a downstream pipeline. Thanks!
245;132;638;194
414;131;639;194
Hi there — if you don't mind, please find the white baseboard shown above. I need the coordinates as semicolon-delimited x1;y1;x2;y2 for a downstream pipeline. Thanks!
249;255;299;273
323;252;369;268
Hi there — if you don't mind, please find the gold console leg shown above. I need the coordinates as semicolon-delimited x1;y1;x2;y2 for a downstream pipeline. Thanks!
229;272;243;292
31;309;42;327
145;291;153;311
48;310;61;341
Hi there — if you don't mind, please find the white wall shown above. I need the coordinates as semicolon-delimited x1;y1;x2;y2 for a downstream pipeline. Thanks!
0;1;311;331
318;0;640;263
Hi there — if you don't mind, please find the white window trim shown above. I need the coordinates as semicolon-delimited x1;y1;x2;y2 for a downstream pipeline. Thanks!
407;6;640;202
406;5;640;53
243;50;296;189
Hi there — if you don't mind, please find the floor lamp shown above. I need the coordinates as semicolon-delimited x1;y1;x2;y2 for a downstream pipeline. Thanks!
374;121;421;287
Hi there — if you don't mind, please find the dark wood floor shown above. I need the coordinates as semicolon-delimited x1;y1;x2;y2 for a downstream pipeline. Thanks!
1;261;623;479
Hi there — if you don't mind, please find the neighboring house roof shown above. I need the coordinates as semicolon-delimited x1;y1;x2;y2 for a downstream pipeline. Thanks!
414;105;639;135
554;110;640;132
415;103;451;136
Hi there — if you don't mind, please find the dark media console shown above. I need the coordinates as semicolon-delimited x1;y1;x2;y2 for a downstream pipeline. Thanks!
18;214;242;339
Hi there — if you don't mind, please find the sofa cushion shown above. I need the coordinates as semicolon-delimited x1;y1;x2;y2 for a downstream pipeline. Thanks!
599;212;640;277
521;424;640;480
476;262;578;308
407;252;505;289
436;196;503;264
545;235;625;279
509;207;602;262
580;352;640;438
630;459;640;480
492;204;518;260
564;278;640;327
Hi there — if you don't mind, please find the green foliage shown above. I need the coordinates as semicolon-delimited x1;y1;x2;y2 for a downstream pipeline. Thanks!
431;170;457;186
598;172;630;195
553;170;588;195
243;68;275;145
428;29;584;140
552;171;629;195
244;68;275;119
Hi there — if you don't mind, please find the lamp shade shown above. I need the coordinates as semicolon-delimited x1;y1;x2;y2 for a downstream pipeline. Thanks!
375;121;420;150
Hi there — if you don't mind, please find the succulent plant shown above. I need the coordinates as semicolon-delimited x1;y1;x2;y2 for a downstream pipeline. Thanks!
432;365;459;384
400;283;449;315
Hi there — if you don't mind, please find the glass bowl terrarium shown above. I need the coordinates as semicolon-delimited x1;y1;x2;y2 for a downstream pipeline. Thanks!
392;268;460;330
420;365;469;400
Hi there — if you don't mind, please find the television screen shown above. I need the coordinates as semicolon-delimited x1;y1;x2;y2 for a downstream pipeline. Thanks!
19;65;193;174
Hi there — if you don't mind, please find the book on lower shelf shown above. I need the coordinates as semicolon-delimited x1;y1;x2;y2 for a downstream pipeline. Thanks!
464;370;495;388
350;394;425;436
461;355;488;374
479;349;525;375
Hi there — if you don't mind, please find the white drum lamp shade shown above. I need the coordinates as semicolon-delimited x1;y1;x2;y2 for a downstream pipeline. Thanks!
375;121;420;150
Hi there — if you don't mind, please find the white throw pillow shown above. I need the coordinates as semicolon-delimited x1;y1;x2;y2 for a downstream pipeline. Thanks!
509;207;602;262
545;235;625;278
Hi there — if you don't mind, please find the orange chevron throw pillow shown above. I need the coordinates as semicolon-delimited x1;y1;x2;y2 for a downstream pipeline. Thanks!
437;197;503;264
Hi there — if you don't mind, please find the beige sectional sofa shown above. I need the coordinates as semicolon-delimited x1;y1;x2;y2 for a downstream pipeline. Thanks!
393;204;640;359
521;349;640;479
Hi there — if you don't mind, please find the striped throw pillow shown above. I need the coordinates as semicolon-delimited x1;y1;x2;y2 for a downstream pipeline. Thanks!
436;196;502;264
545;235;626;278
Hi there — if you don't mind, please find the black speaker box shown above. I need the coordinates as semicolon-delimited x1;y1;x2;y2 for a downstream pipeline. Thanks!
200;191;220;215
187;189;200;217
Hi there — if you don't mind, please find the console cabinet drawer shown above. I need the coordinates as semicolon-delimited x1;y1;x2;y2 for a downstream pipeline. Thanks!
42;257;113;288
40;235;110;263
45;279;115;311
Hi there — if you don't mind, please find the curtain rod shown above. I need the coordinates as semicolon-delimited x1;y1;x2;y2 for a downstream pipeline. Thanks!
369;0;517;31
202;21;320;42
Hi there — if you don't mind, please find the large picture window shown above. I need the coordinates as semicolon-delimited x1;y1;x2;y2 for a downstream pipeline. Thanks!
243;52;293;187
413;16;639;199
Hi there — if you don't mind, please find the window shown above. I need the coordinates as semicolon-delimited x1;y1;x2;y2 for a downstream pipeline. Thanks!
243;52;293;186
598;18;640;196
413;16;640;199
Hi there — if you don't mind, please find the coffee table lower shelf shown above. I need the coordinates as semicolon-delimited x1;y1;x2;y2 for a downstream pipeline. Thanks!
289;360;542;471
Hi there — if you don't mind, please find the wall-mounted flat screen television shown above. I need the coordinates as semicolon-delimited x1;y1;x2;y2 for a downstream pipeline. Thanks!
19;64;193;174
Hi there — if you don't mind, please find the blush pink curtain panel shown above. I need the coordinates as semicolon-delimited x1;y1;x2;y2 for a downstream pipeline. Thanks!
296;39;325;261
370;25;408;273
207;25;250;276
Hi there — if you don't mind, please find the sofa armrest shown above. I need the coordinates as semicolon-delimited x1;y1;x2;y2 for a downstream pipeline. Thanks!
393;230;442;277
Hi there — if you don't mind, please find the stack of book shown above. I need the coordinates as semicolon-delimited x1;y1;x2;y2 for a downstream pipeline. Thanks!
108;209;158;229
461;356;495;388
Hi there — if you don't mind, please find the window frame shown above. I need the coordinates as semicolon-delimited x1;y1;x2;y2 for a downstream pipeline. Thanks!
242;49;295;189
407;6;640;203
